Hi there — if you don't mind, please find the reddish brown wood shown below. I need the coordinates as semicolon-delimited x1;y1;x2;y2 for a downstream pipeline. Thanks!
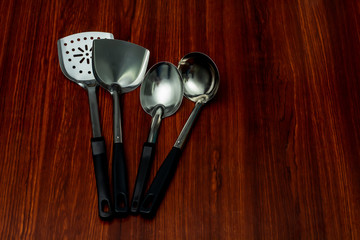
0;0;359;239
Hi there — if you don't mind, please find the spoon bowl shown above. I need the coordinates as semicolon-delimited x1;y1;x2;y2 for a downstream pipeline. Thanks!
140;62;184;117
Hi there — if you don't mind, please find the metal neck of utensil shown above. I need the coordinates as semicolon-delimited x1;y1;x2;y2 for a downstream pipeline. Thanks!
147;107;163;143
86;86;102;138
112;90;123;143
174;100;205;149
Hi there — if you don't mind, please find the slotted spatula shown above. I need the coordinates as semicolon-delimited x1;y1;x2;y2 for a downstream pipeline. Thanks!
57;32;114;219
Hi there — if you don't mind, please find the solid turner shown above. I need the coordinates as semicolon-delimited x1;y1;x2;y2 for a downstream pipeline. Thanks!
57;32;114;219
92;39;150;215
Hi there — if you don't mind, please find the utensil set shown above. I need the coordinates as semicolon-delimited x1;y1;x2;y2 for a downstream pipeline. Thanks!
57;32;219;219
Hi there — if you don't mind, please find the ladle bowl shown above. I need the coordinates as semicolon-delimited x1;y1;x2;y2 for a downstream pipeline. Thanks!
178;52;220;103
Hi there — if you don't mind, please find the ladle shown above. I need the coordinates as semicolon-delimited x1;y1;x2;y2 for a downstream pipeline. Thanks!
130;62;183;213
139;52;220;216
92;39;150;214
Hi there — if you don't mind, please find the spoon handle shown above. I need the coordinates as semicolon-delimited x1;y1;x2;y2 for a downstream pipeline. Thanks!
174;101;204;148
91;137;113;219
139;101;204;217
139;147;182;216
130;142;156;213
112;142;129;215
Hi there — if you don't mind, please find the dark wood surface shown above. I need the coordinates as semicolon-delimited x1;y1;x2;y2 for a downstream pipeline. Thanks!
0;0;359;239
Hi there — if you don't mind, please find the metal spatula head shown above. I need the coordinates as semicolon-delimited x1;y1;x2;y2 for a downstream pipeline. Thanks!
57;32;114;87
92;39;150;93
92;39;150;215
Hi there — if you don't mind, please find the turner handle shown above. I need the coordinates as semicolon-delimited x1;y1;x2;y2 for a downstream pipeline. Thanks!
113;142;129;215
139;147;182;217
91;137;113;219
130;142;156;213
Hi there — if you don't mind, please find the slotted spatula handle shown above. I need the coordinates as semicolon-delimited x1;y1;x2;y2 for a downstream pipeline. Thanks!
91;137;113;219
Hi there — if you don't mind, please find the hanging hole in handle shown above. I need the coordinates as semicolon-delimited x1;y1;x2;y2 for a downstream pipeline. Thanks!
117;194;126;209
101;200;110;213
132;200;138;209
141;194;154;210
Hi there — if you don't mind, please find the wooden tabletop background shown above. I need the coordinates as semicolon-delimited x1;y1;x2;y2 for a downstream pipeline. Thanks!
1;0;359;239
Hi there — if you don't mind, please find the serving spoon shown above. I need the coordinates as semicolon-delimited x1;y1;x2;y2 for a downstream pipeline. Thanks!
139;52;220;216
130;62;184;213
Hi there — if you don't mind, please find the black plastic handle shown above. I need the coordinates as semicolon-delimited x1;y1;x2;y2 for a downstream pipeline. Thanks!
112;142;129;215
130;142;156;213
139;147;182;217
91;137;113;219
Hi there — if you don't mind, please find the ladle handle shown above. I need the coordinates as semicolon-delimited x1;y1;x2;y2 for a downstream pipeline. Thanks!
91;137;113;219
139;147;182;217
112;142;129;215
130;142;156;213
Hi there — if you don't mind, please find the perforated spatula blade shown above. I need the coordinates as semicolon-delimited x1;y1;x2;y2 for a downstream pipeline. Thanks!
57;32;114;219
58;32;114;85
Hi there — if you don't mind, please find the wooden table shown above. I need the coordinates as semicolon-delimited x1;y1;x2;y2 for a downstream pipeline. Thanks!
1;0;359;239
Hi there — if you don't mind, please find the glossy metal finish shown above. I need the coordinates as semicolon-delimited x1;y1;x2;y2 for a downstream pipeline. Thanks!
58;32;114;86
178;52;219;103
147;107;163;143
140;62;184;143
174;101;204;148
112;91;123;143
87;86;102;137
92;39;150;93
140;62;184;117
57;32;114;138
92;39;150;143
174;52;220;149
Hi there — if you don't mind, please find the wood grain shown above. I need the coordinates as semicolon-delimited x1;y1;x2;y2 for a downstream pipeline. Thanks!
0;0;359;239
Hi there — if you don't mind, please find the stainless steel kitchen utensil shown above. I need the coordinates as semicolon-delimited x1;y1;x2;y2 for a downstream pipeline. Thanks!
139;52;220;217
130;62;184;213
57;32;114;219
92;39;150;215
